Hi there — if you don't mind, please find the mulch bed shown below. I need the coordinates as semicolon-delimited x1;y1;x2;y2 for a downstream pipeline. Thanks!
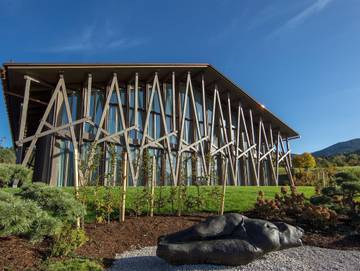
1;215;360;270
0;236;48;271
76;215;207;265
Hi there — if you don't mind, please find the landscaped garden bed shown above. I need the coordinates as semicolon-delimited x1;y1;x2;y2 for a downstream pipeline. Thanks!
1;215;360;270
1;170;360;270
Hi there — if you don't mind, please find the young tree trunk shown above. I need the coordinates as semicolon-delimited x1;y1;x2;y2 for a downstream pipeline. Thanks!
150;156;156;217
220;158;228;215
120;152;128;222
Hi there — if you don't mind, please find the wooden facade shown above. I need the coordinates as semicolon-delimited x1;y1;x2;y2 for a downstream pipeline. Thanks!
1;63;299;187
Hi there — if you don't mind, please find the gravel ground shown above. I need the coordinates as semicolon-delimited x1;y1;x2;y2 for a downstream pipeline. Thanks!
108;246;360;271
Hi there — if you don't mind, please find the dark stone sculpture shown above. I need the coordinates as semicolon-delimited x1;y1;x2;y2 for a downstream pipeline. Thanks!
156;213;304;266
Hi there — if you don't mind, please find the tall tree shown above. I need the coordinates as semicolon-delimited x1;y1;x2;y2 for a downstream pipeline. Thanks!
293;152;316;169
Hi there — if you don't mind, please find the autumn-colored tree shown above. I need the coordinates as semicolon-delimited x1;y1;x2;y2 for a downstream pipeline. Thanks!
293;152;316;169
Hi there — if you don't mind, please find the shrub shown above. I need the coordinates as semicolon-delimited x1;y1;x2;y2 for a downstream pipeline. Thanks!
0;163;32;187
51;226;88;256
18;183;86;224
311;172;360;215
254;186;337;230
302;205;337;228
45;258;103;271
0;191;62;242
309;195;332;205
132;187;150;217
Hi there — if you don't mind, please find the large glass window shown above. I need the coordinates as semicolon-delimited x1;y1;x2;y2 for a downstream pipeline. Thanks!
85;89;104;135
58;91;80;125
56;139;74;186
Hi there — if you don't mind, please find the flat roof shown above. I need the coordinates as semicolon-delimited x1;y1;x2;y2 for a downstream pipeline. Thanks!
2;63;299;144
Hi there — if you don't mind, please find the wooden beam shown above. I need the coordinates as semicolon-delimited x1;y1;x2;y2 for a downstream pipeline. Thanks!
4;91;48;106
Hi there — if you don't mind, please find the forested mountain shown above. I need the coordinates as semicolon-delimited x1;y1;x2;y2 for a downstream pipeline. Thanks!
313;138;360;157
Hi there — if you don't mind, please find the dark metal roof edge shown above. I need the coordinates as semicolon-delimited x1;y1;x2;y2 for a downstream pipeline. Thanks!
3;62;211;69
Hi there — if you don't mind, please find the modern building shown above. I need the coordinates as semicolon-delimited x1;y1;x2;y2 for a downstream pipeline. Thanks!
1;63;299;187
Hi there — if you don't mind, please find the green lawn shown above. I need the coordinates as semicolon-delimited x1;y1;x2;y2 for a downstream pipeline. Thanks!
70;185;315;222
3;185;315;223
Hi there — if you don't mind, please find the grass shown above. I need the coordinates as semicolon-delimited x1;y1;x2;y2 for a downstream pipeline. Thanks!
3;185;315;223
70;185;315;222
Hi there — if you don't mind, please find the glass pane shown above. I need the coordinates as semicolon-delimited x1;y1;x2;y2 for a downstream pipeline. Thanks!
165;84;172;115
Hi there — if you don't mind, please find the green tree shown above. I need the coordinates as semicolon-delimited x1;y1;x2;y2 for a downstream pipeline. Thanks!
293;152;316;169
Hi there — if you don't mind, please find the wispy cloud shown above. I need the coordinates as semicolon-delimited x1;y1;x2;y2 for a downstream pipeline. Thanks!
269;0;334;38
47;22;145;53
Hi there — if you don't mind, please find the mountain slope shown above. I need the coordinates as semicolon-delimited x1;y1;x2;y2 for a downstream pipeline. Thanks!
313;138;360;157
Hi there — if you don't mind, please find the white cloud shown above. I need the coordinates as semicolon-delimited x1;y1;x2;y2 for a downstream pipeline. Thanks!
48;23;145;53
286;0;333;28
269;0;334;37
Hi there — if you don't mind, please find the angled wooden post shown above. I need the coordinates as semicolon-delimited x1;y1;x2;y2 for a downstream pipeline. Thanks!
201;74;208;138
188;73;208;177
240;108;258;185
260;122;277;184
175;73;191;184
16;76;32;164
21;78;63;166
59;76;80;191
215;90;236;183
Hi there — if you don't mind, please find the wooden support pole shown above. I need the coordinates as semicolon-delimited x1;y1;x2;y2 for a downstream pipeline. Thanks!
172;72;176;132
201;74;208;138
120;152;128;222
257;118;262;185
16;76;31;165
86;74;92;117
150;156;156;217
220;157;228;215
134;73;139;128
286;138;293;168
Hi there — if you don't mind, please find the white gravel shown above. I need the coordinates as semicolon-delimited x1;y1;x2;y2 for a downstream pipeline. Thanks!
108;246;360;271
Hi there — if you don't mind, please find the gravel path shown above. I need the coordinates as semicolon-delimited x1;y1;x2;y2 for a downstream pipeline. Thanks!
108;246;360;271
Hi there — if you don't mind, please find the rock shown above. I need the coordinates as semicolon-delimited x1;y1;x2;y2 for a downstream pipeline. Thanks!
156;213;304;266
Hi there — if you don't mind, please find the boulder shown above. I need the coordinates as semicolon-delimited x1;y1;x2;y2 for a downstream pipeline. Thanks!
156;213;304;266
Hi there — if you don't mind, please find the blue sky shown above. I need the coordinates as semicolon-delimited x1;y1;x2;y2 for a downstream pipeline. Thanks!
0;0;359;153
